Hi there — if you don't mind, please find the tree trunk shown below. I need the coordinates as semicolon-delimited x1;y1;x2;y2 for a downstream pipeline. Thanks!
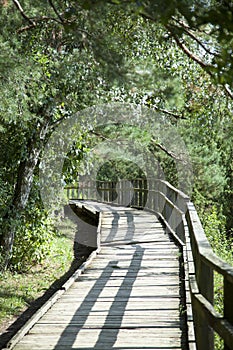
0;122;49;270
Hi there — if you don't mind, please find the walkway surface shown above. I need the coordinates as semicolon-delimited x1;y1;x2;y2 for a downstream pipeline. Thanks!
12;201;187;350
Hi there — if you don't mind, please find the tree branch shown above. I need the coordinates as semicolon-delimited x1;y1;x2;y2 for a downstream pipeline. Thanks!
167;25;233;100
89;130;110;141
17;16;63;33
170;20;220;58
166;25;211;70
153;106;186;120
48;0;64;23
12;0;35;25
137;12;232;100
150;138;187;163
224;84;233;99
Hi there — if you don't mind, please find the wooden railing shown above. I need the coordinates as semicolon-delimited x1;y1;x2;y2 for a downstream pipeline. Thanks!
65;179;233;350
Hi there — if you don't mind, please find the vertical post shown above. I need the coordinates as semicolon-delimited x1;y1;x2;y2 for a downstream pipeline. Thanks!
131;180;135;206
143;178;148;208
153;179;157;212
139;179;142;208
107;182;110;203
127;180;131;206
109;181;112;203
86;181;89;199
118;180;122;205
224;277;233;350
104;182;107;202
157;180;163;214
195;260;214;350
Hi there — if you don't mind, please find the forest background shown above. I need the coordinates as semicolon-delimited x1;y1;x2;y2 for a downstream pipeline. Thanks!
0;0;232;343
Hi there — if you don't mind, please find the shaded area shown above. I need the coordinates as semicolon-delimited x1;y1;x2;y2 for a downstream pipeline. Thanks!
0;255;89;349
1;202;188;349
124;211;135;241
104;212;120;242
54;245;144;349
94;245;144;348
69;204;99;249
0;204;98;349
103;210;135;243
54;260;117;349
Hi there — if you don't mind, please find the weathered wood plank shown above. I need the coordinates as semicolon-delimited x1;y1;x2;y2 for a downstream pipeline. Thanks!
11;202;186;350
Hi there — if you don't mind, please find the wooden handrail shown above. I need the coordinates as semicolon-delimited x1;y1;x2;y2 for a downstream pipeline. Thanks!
65;179;233;350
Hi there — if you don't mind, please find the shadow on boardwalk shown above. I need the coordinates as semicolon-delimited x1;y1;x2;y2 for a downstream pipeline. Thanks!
54;246;144;349
0;247;92;349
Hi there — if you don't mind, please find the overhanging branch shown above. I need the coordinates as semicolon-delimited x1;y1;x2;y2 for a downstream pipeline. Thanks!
153;106;186;120
170;20;220;58
224;84;233;99
12;0;35;25
167;25;211;70
151;138;187;163
48;0;64;23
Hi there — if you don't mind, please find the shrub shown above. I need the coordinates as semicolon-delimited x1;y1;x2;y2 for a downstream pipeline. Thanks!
10;208;56;272
200;206;232;263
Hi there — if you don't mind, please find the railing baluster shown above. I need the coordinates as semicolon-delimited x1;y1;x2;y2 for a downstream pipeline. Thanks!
196;262;214;350
118;180;122;205
66;178;233;350
139;179;142;207
224;277;233;350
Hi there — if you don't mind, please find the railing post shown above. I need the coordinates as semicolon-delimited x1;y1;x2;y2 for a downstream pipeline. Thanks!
142;178;147;208
154;179;158;212
109;181;114;202
132;179;135;206
107;182;110;203
224;277;233;350
194;260;214;350
120;180;123;205
138;179;142;207
121;180;124;205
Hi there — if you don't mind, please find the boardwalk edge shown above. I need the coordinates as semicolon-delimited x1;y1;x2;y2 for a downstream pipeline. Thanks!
3;218;102;350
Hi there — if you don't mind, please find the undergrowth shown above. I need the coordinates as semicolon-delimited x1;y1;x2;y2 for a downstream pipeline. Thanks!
0;220;75;335
199;206;233;350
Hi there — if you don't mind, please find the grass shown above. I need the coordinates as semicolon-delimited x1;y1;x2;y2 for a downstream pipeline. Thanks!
0;219;75;335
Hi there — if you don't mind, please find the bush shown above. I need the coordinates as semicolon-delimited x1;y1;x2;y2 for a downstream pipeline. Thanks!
199;205;232;350
200;206;233;263
10;208;56;272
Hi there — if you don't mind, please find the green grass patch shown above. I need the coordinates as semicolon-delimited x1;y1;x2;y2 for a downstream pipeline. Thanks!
0;222;75;334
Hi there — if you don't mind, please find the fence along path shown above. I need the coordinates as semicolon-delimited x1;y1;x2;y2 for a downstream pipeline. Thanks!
10;201;187;350
66;179;233;350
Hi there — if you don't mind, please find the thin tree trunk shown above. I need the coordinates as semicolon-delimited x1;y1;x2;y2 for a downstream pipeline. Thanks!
0;148;41;270
0;122;50;270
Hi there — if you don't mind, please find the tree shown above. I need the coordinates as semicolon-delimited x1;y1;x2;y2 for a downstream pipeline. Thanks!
0;0;232;270
0;1;137;269
110;0;233;98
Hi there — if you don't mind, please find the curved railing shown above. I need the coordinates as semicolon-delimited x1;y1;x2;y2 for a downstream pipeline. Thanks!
66;179;233;350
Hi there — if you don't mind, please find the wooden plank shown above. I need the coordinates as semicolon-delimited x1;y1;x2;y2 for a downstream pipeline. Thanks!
13;330;182;348
9;202;186;350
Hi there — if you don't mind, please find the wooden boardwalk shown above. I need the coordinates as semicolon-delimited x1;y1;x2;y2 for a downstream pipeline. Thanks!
12;202;187;350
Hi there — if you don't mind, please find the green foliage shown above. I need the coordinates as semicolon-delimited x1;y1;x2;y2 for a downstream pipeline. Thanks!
0;227;74;329
0;0;232;272
96;160;146;182
110;0;233;89
199;205;232;350
10;208;55;272
200;206;232;263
